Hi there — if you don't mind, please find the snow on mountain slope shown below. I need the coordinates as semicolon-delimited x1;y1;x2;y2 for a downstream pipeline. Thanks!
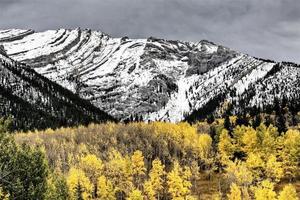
0;28;299;122
0;49;114;130
240;63;300;109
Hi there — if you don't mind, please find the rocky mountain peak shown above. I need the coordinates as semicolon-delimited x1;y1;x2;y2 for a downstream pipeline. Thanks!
0;29;299;123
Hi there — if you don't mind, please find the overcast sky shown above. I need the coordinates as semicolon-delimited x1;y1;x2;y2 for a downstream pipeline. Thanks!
0;0;299;62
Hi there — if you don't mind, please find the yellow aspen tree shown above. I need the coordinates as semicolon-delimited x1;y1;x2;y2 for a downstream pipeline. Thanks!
144;182;155;200
67;168;93;200
227;183;242;200
127;189;144;200
218;129;235;165
245;153;264;180
144;158;165;200
278;184;299;200
241;127;258;153
280;130;300;179
257;124;278;156
167;162;185;199
265;154;284;182
182;166;193;197
232;126;248;148
241;187;251;200
196;134;212;160
80;154;103;178
131;150;146;189
226;161;253;187
253;180;276;200
80;154;104;197
167;161;193;200
105;149;133;198
97;175;115;200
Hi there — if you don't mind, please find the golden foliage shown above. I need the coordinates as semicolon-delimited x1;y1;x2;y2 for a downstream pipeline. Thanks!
12;121;300;200
167;161;193;200
227;183;242;200
67;168;93;200
97;175;115;200
278;184;299;200
127;189;144;200
105;148;133;195
226;161;253;187
253;180;276;200
144;158;165;200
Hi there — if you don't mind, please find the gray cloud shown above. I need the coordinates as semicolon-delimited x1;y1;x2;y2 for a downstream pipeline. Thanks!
0;0;299;62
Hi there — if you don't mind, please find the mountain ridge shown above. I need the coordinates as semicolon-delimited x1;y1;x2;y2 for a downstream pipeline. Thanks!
0;48;114;131
0;28;299;123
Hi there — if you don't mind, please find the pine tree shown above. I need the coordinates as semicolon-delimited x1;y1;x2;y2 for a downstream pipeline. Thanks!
45;171;69;200
207;114;215;124
224;115;232;132
0;130;49;200
253;115;262;128
277;113;287;134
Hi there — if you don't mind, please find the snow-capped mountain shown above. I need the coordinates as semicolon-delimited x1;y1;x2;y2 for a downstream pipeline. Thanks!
0;28;299;122
0;47;113;130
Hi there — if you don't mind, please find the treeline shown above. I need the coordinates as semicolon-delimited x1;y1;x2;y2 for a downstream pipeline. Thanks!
3;118;297;199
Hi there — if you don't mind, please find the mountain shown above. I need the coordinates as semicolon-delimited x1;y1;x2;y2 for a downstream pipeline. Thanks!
0;47;114;131
0;28;299;122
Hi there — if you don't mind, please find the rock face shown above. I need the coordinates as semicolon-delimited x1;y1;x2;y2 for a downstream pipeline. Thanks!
0;28;299;122
0;50;114;130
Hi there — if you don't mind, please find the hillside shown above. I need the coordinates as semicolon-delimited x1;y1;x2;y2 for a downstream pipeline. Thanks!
0;28;299;122
0;49;114;130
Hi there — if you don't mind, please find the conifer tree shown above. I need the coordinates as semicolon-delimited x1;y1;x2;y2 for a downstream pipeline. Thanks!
45;171;69;200
224;115;232;132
